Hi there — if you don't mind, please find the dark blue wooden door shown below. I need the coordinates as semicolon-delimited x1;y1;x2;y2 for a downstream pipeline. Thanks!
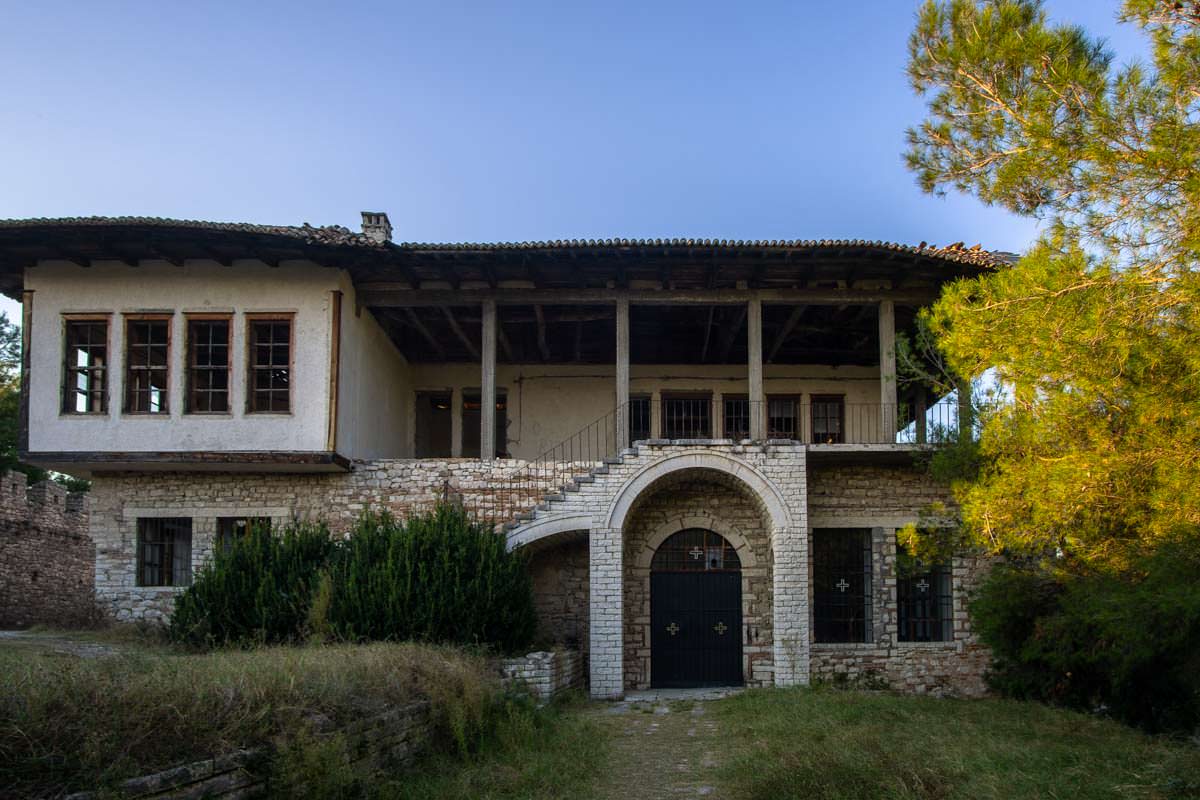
650;571;743;687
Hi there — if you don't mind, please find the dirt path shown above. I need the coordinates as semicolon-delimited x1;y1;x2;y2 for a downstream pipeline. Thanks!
587;695;732;800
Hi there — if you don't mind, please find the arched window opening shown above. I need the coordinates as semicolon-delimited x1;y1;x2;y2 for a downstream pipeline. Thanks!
651;529;741;573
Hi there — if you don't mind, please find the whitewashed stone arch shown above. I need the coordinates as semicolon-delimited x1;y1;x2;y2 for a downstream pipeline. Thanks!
605;451;793;532
506;512;592;551
633;514;759;571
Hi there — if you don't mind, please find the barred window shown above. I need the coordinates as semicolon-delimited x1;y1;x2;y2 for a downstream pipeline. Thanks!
813;528;873;643
137;518;192;587
811;395;845;444
248;318;291;413
662;394;711;439
767;395;800;439
216;516;271;552
187;318;230;413
897;552;953;642
629;395;651;442
124;318;170;414
723;395;749;440
651;529;741;572
62;319;108;413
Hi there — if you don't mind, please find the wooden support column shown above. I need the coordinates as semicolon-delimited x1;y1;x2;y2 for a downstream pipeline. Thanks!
615;297;630;450
914;391;928;445
878;300;897;440
956;376;974;444
481;299;497;461
748;298;765;440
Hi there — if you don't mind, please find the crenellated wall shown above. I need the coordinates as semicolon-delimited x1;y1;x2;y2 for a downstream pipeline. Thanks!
0;470;96;627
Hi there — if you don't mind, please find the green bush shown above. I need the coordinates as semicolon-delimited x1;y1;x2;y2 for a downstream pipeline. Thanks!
972;539;1200;733
169;521;335;647
322;506;536;653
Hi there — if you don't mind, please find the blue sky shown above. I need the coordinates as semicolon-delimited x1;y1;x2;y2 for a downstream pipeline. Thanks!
0;0;1148;322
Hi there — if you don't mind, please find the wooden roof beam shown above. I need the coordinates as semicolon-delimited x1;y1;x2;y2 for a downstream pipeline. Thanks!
441;307;480;360
717;305;749;362
766;305;807;364
700;306;715;362
402;309;445;360
357;286;937;307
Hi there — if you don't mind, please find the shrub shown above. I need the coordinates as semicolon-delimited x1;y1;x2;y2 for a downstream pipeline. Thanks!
323;506;536;653
972;539;1200;733
169;521;335;647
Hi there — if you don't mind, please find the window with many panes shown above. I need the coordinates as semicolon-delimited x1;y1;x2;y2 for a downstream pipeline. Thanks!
897;544;953;642
186;317;231;413
767;395;800;439
723;395;749;440
137;518;192;586
629;395;651;442
62;318;108;413
662;394;711;439
247;317;292;413
216;516;271;553
813;528;873;643
811;395;845;444
124;317;171;414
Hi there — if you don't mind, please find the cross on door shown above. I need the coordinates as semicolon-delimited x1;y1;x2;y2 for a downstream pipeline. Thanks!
916;579;930;593
713;621;728;635
688;546;704;560
666;622;680;636
835;578;850;592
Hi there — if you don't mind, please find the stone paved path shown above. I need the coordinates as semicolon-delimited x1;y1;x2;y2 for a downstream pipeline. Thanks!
588;692;736;800
0;629;122;658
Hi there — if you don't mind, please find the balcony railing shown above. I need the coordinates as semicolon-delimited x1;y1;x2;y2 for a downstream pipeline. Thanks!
460;398;967;527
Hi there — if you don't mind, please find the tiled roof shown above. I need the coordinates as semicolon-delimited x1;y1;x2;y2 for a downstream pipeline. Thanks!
0;216;383;248
0;216;1014;267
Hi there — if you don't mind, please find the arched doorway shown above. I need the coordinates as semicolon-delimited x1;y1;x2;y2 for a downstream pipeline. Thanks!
650;529;743;688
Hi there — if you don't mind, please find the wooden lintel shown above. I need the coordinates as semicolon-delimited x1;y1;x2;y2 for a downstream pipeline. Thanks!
441;306;479;360
357;286;935;307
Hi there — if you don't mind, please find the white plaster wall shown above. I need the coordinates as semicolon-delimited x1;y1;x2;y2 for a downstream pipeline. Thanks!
334;275;412;459
408;362;881;459
26;260;337;454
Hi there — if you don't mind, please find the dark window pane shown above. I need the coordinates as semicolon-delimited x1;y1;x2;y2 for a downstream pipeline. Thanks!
63;320;108;413
723;396;749;440
248;319;291;413
137;518;192;586
813;528;873;643
768;396;798;439
629;396;651;442
662;395;711;439
897;547;953;642
187;319;231;413
651;529;741;572
125;319;170;414
811;395;845;444
216;516;271;553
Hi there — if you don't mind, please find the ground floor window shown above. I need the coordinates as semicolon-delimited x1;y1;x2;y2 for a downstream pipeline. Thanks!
662;394;711;439
137;518;192;587
813;528;872;643
216;516;272;552
897;552;953;642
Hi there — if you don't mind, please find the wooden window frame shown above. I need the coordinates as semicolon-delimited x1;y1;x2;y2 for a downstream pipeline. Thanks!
766;394;801;440
122;313;173;416
60;313;111;415
136;517;193;587
660;392;713;439
245;313;295;415
722;394;750;441
184;313;233;415
216;516;271;553
810;394;846;444
628;394;652;443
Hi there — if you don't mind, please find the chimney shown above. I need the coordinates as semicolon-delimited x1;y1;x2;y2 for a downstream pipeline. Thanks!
361;211;393;243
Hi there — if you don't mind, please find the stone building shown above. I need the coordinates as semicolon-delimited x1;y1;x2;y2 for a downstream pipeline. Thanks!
0;213;1004;697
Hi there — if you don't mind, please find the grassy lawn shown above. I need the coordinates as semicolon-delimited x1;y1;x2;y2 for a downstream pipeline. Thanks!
712;688;1200;800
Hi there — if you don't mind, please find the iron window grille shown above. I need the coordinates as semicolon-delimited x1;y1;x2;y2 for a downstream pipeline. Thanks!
723;396;750;440
124;318;170;414
62;319;108;413
248;318;291;413
629;396;652;442
137;517;192;587
811;395;845;444
651;529;742;572
216;516;271;553
897;554;953;642
767;396;800;439
662;394;711;439
186;318;231;413
813;528;873;643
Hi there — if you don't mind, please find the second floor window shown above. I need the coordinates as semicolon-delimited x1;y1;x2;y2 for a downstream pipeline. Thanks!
187;318;231;413
811;395;845;444
125;317;170;414
629;396;651;442
62;318;108;414
248;318;292;413
662;394;711;439
767;396;800;439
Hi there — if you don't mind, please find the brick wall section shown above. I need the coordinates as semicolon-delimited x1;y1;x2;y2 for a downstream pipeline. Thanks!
0;471;96;627
807;463;991;697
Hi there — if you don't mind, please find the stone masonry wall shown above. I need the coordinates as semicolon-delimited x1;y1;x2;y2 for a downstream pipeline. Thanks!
499;650;586;701
807;463;991;697
0;471;96;627
621;473;774;690
528;536;589;655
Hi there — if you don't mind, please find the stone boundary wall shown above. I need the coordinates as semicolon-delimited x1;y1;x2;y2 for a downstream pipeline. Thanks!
0;470;96;628
64;700;431;800
499;650;585;700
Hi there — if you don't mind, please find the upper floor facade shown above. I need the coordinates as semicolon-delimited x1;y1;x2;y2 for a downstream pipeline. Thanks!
0;214;1003;475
